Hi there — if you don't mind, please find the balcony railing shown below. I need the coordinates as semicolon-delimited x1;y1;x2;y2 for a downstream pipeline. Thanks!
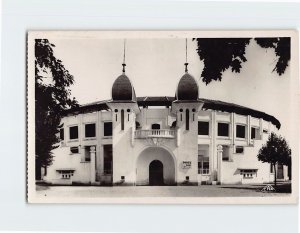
135;129;176;139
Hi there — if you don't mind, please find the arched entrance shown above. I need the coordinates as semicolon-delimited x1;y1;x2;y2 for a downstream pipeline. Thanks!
136;147;176;186
149;160;164;186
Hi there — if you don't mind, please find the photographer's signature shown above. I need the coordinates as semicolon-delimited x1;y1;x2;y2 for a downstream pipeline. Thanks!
261;184;276;192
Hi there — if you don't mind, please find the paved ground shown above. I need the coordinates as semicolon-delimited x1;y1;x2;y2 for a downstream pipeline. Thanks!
36;182;291;198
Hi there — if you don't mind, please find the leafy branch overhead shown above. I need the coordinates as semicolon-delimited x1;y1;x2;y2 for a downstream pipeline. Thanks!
255;37;290;76
193;37;291;84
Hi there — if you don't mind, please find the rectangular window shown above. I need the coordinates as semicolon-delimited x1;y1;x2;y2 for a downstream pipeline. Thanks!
218;123;229;137
104;122;112;136
235;146;244;154
104;145;113;174
251;127;260;139
69;126;78;140
83;146;94;162
222;145;230;161
198;155;209;174
236;125;246;138
70;146;79;154
59;128;64;140
85;123;96;138
240;169;257;179
58;170;74;179
198;121;209;135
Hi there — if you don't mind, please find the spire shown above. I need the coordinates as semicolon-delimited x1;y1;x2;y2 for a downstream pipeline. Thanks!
184;38;189;73
122;39;126;73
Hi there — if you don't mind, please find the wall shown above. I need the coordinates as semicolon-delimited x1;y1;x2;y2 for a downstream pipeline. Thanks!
45;105;287;185
136;147;176;185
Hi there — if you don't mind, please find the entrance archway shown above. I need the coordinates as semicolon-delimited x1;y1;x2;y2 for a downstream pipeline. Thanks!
149;160;164;186
136;147;176;185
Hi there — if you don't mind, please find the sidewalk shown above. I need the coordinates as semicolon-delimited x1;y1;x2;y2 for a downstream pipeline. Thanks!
35;182;291;198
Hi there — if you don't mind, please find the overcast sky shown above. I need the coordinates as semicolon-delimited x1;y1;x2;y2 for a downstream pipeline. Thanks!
50;37;292;142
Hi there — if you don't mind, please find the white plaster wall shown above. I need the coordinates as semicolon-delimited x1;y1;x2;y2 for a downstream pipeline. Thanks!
136;147;175;185
220;137;276;184
44;147;91;184
107;102;138;185
45;106;288;186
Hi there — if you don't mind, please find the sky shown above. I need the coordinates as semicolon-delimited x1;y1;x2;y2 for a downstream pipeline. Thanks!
49;36;295;144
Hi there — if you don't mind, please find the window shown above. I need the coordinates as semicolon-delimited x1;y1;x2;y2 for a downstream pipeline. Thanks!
218;123;229;137
69;126;78;140
236;125;246;138
240;169;257;179
104;122;112;136
85;123;96;138
263;129;268;134
136;121;141;130
151;124;160;130
171;121;177;128
222;145;230;161
198;155;209;174
121;109;124;130
83;146;94;162
198;121;209;135
104;145;113;174
235;146;244;154
70;146;79;154
186;109;190;130
58;170;74;179
251;127;260;139
59;128;64;140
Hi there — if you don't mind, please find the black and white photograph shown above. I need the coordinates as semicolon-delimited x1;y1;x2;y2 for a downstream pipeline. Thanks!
27;31;298;204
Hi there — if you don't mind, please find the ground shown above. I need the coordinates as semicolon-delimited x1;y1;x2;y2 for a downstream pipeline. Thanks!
35;182;291;198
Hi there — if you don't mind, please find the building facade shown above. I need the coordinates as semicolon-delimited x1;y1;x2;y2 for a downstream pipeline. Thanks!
43;67;289;186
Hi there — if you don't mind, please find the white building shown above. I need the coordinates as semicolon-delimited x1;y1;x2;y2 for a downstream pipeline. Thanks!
43;63;289;186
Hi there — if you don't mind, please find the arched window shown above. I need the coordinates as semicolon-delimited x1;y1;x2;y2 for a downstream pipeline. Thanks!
121;109;124;130
151;124;160;130
186;109;189;130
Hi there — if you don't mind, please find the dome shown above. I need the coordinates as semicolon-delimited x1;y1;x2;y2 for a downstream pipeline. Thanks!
176;73;199;101
112;74;136;101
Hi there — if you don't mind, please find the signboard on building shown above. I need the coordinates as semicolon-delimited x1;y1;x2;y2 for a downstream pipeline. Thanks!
182;161;191;169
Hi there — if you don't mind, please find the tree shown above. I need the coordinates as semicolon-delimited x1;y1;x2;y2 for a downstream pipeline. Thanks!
193;37;291;84
257;132;291;186
35;39;78;179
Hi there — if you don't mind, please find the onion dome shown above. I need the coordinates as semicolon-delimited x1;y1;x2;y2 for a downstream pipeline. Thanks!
112;73;136;101
175;72;199;101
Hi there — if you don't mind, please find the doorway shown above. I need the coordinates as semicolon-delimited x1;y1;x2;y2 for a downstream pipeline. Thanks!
277;164;284;179
149;160;164;186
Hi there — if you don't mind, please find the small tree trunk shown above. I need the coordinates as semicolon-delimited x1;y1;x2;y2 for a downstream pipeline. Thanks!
274;163;277;187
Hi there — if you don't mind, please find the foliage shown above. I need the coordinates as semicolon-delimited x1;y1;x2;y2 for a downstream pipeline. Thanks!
35;39;78;178
193;38;250;84
257;132;291;165
255;37;290;75
194;37;291;84
257;132;291;186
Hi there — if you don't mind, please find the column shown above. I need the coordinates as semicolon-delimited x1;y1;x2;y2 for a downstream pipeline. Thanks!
217;145;223;184
90;146;96;184
247;115;251;145
211;111;216;181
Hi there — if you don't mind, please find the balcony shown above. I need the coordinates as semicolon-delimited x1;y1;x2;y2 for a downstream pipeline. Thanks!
135;129;176;139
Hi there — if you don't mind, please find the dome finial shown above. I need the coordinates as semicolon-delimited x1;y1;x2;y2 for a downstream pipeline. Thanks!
122;39;126;73
185;38;188;73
